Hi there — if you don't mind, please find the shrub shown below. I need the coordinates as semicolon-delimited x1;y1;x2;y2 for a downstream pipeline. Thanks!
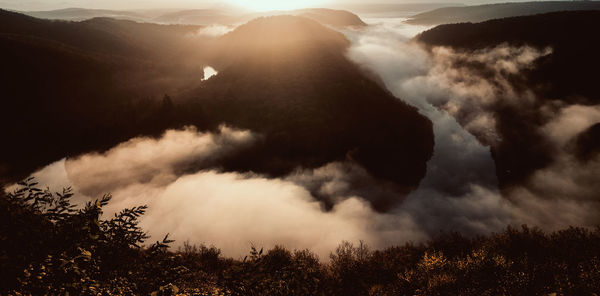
2;179;600;295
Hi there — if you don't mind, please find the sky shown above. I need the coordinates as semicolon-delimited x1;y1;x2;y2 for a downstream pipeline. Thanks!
0;0;541;11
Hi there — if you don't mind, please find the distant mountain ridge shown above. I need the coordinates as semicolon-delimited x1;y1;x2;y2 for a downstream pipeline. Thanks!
334;3;465;18
0;11;433;211
294;8;366;27
407;1;600;25
20;7;367;27
20;8;151;22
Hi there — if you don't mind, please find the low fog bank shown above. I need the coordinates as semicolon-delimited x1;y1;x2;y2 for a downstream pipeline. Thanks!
344;18;600;232
23;127;428;259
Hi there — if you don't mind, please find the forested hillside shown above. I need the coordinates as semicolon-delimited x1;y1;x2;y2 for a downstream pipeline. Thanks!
0;10;209;183
416;11;600;192
180;16;433;210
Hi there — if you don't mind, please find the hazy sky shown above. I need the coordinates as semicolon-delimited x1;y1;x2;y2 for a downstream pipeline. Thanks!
0;0;537;11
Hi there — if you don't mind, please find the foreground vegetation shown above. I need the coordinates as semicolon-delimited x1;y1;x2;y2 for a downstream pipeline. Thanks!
2;179;599;295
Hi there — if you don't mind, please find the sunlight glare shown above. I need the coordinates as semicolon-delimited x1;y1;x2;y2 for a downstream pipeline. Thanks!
226;0;328;11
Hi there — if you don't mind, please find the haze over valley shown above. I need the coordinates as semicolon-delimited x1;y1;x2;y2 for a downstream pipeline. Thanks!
2;1;600;294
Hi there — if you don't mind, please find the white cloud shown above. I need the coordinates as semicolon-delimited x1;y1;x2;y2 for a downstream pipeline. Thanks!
543;104;600;146
26;126;426;259
64;125;254;196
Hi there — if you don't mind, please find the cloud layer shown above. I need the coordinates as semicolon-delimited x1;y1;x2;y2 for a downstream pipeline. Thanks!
344;21;515;235
29;126;427;259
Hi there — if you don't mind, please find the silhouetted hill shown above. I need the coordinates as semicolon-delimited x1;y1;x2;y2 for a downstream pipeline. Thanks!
0;12;433;211
22;7;367;28
156;8;366;27
184;16;434;211
0;10;208;183
407;1;600;25
418;10;600;101
214;15;350;59
416;11;600;189
0;10;206;63
295;8;366;27
334;3;464;18
22;8;150;21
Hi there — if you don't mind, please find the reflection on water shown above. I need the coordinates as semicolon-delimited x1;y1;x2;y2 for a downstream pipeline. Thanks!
203;66;218;80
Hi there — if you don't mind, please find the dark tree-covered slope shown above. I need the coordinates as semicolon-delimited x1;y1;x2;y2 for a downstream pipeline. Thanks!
0;10;208;183
22;7;151;22
0;12;433;211
0;10;206;61
295;8;367;27
416;11;600;189
417;10;600;101
184;16;434;211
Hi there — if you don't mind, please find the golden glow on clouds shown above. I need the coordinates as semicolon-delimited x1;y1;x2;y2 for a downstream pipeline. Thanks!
226;0;328;11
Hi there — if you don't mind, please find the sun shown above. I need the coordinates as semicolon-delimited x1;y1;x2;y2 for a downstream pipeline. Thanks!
226;0;329;12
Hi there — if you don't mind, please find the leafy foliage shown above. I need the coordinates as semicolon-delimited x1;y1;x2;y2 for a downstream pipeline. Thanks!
2;180;600;295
